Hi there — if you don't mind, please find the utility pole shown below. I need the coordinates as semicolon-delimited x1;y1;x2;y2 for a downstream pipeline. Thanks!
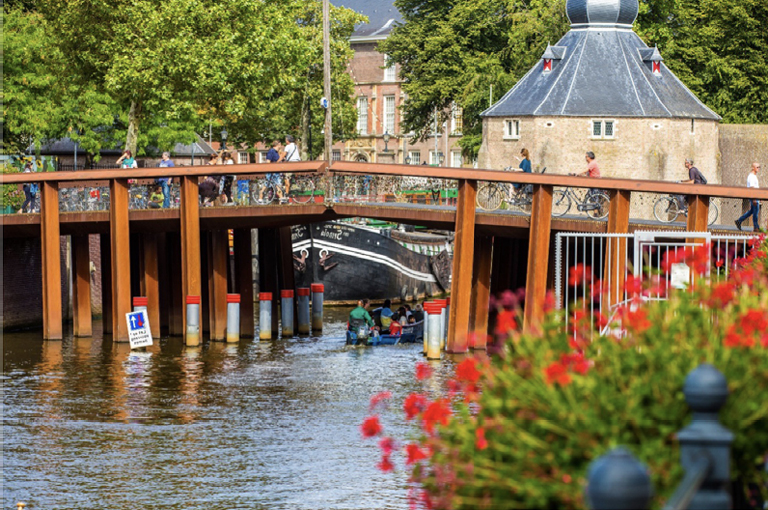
322;0;332;161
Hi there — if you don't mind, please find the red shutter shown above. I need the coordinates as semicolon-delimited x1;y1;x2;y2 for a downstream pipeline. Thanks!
652;61;661;75
543;59;552;72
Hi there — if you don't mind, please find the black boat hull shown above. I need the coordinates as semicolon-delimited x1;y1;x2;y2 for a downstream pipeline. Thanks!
292;222;447;303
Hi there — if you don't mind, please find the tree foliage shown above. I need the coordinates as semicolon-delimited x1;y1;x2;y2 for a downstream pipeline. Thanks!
4;0;362;160
383;0;768;158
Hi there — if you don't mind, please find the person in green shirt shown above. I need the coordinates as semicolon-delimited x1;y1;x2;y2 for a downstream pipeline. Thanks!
148;186;163;209
349;298;375;328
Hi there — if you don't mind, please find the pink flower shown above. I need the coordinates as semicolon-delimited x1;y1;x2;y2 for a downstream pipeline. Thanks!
378;436;395;455
369;390;392;412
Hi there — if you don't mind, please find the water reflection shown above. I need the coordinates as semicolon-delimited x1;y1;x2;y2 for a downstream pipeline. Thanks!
3;312;454;509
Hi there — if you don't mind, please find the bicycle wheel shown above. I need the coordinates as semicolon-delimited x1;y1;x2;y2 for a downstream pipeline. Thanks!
290;176;315;204
586;192;610;220
707;199;719;226
552;190;571;217
653;196;679;223
476;184;503;211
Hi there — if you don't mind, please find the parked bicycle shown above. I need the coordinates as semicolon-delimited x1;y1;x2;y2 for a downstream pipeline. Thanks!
653;194;719;226
476;167;547;213
251;175;316;205
552;184;609;219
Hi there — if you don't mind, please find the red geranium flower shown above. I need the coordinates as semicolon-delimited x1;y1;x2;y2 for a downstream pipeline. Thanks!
377;453;394;473
624;274;643;295
709;282;735;307
568;263;591;286
405;443;428;465
475;427;488;450
415;362;433;381
495;310;517;336
422;399;452;434
455;357;481;384
403;393;427;420
378;436;395;455
361;415;383;438
544;362;571;386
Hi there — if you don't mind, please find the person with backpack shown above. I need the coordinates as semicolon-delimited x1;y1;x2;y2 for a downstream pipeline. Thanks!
677;158;708;210
21;162;38;213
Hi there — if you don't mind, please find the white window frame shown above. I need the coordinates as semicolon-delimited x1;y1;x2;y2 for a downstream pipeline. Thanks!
503;119;520;140
238;151;249;164
408;151;420;165
451;151;462;168
258;151;268;163
357;97;368;135
383;61;397;82
451;104;463;136
383;95;396;134
429;151;443;166
591;119;616;140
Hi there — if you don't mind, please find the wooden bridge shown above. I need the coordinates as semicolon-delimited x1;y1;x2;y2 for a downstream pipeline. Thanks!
3;161;766;350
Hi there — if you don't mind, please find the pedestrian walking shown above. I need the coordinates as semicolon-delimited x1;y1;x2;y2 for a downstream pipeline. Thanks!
221;151;235;202
280;135;301;197
735;162;761;231
21;162;37;213
157;151;174;208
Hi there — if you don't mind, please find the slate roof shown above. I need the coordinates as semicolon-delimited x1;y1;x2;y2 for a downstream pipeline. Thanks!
335;0;402;38
482;28;720;120
566;0;638;27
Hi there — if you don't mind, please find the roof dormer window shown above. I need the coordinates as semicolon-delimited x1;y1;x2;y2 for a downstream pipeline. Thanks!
652;61;661;76
541;44;566;74
543;59;552;72
639;46;664;78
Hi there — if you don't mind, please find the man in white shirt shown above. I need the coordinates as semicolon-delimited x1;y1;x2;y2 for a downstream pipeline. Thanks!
280;135;301;199
735;162;761;231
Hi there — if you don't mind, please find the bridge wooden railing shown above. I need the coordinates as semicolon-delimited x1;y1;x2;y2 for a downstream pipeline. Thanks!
4;161;766;347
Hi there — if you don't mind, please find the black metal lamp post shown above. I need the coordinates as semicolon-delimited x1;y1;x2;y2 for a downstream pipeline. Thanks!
405;156;412;165
221;128;228;151
438;152;445;166
383;130;390;152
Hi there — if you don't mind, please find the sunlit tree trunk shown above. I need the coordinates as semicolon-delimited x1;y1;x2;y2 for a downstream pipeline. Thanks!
125;100;141;156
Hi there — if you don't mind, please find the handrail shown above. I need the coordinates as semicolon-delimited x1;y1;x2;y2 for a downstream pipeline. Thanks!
0;161;327;184
661;455;711;510
329;161;768;200
2;159;766;201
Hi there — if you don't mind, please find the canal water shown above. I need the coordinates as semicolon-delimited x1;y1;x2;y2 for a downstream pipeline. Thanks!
3;310;457;510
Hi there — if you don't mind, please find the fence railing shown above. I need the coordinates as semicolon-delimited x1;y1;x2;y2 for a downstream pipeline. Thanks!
587;364;734;510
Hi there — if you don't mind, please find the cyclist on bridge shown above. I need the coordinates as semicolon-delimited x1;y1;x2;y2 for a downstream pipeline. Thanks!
677;158;708;210
574;151;601;179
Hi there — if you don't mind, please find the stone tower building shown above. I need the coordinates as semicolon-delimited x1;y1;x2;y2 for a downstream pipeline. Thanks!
478;0;721;184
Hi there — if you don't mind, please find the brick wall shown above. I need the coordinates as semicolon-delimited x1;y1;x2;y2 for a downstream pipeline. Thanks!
719;124;768;227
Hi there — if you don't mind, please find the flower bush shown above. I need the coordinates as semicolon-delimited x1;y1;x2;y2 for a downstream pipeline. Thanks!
363;237;768;509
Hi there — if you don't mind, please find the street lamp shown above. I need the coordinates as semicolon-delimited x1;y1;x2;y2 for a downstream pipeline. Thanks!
383;130;390;152
220;128;228;151
438;152;445;166
405;156;412;165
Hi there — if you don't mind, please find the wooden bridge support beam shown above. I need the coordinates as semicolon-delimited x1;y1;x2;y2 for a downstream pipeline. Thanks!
140;233;161;338
110;178;132;342
469;235;493;350
686;195;710;235
605;190;631;306
523;185;553;331
180;175;202;345
41;181;62;340
447;178;477;353
167;232;184;336
234;228;255;338
100;234;113;335
208;229;229;341
72;234;93;337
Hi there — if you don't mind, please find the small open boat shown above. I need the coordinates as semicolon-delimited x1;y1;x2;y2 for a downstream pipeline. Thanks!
346;319;424;346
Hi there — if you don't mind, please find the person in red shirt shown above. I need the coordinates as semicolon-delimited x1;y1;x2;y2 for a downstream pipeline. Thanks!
576;151;601;178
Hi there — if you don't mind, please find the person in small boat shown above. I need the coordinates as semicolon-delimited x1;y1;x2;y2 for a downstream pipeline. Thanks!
412;304;425;323
408;315;416;324
397;307;408;325
349;299;375;331
375;299;395;329
389;318;402;336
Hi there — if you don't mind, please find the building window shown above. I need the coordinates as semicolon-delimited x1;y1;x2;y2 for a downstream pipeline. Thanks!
429;151;444;166
451;104;463;135
690;119;695;134
384;60;396;82
238;152;249;164
384;95;396;134
451;151;462;168
258;151;268;163
591;120;615;139
504;119;520;140
332;150;341;161
357;97;368;135
408;151;420;165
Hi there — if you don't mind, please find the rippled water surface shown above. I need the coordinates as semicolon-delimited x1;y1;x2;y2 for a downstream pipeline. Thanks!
3;311;456;510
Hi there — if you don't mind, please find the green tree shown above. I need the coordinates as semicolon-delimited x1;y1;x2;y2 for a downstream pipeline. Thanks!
37;0;362;158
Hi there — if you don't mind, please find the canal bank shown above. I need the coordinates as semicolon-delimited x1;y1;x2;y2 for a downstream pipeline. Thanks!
3;312;458;510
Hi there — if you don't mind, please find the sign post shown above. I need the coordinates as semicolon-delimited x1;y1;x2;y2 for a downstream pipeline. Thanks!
126;310;153;349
